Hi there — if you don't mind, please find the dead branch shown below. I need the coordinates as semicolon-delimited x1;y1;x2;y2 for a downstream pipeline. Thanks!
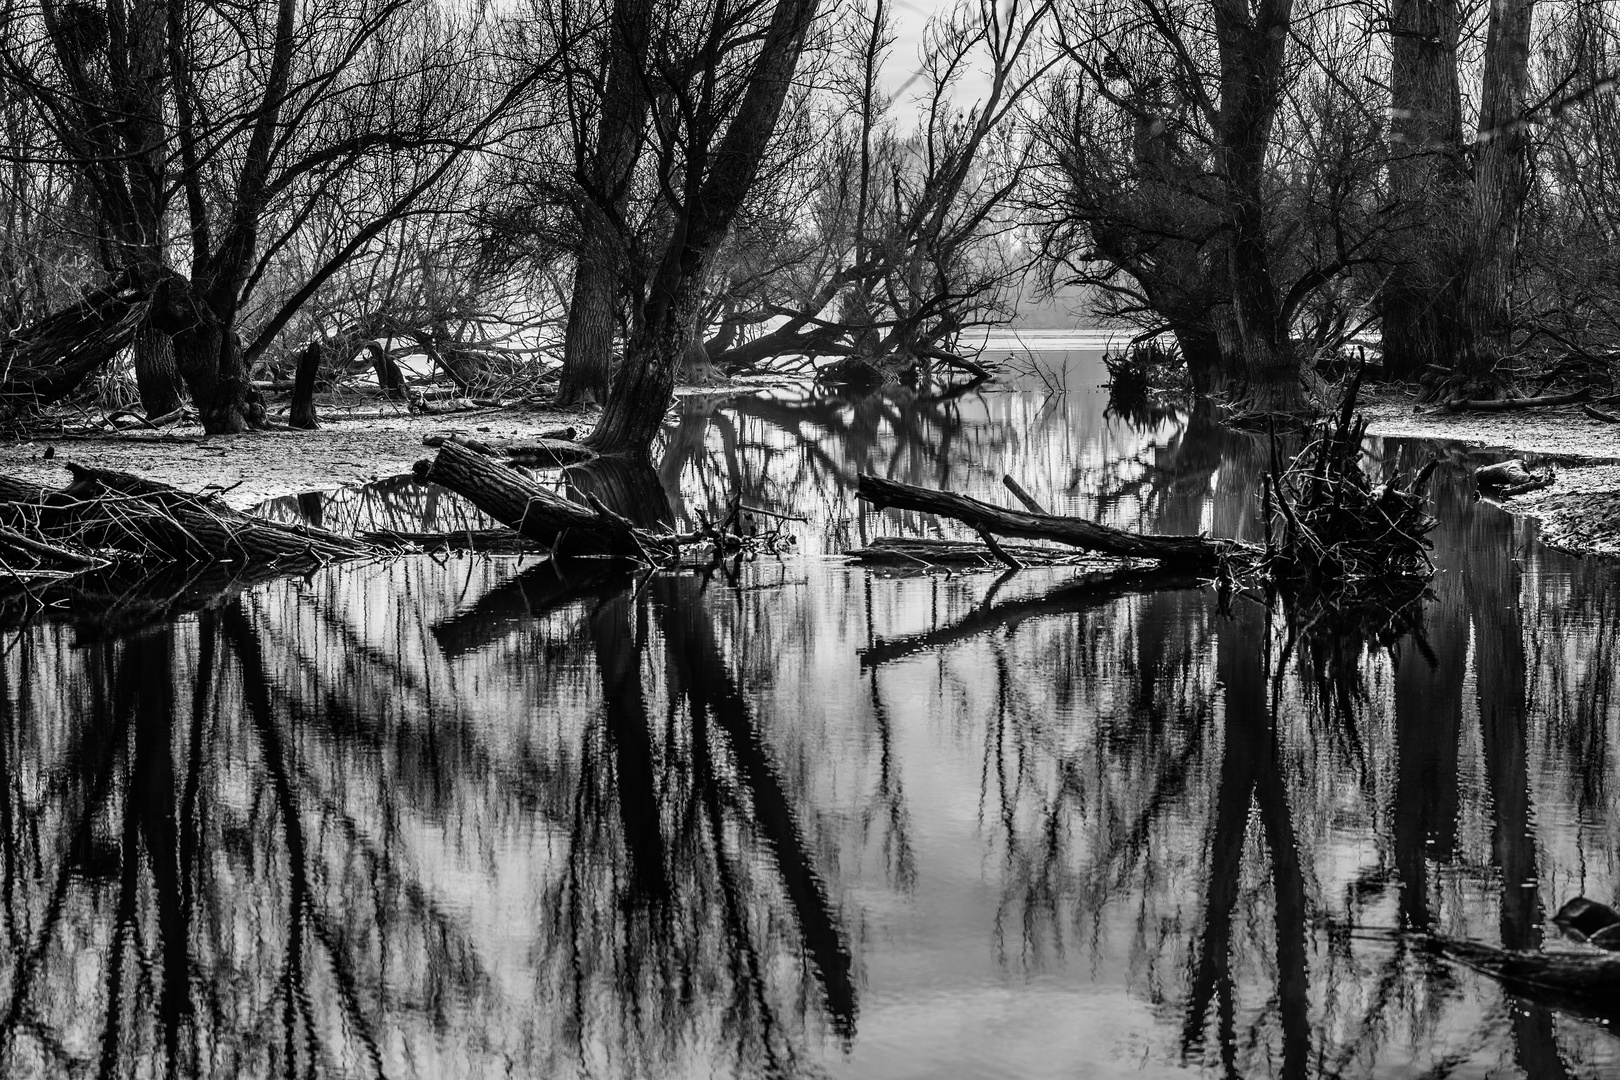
855;473;1249;568
1442;388;1589;412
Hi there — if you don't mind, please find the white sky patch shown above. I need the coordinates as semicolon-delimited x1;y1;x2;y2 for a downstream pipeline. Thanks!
880;0;998;121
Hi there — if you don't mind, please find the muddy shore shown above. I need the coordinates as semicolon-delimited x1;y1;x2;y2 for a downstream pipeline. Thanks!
0;381;1615;559
1360;385;1620;559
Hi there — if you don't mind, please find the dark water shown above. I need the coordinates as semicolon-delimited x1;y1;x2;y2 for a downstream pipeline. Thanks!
3;342;1618;1078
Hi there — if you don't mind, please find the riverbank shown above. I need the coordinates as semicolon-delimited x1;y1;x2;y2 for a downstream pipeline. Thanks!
0;403;605;511
2;377;1617;560
1361;384;1620;559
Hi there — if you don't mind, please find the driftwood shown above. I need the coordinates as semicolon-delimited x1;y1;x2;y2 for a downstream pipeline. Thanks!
1433;936;1620;1025
414;440;664;558
0;466;370;568
845;535;1093;568
422;431;592;466
1582;403;1620;423
855;473;1248;569
1442;388;1589;412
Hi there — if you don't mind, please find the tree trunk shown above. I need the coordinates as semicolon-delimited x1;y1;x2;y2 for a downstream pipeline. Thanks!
1211;0;1301;412
680;306;726;385
557;250;619;405
557;0;657;405
1460;0;1537;388
289;341;321;429
168;304;256;434
587;0;821;456
855;473;1252;567
131;326;185;417
364;340;407;400
1380;0;1465;382
1173;323;1227;396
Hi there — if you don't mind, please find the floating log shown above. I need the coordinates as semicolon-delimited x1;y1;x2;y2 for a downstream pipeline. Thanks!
1434;935;1620;1025
413;440;664;558
855;474;1249;568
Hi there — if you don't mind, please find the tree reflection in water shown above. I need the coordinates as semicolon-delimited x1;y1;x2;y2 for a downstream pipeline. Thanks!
0;548;856;1076
1;361;1619;1077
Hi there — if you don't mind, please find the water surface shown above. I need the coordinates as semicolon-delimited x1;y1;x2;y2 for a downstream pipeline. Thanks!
1;348;1616;1078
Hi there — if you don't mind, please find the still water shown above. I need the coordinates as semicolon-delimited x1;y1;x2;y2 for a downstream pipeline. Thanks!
2;335;1617;1078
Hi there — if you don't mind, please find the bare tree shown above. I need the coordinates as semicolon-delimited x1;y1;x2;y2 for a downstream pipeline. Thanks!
0;0;551;431
585;0;823;455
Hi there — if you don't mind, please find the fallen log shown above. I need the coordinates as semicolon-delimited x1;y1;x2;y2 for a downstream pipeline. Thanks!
1433;935;1620;1027
855;474;1250;568
1475;459;1555;498
413;440;665;558
1442;388;1589;412
845;536;1096;567
422;430;590;466
1582;403;1620;424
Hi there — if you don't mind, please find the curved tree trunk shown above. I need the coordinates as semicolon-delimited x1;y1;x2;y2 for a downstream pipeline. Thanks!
587;0;821;456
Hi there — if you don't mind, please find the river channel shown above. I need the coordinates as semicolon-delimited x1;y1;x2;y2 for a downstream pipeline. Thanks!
0;333;1615;1078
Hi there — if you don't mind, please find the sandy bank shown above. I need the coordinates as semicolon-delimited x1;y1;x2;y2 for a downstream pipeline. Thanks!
1360;385;1620;559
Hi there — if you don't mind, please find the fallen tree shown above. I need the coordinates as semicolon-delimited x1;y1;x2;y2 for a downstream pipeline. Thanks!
414;440;798;566
414;440;667;559
855;474;1252;569
0;283;149;413
0;467;370;571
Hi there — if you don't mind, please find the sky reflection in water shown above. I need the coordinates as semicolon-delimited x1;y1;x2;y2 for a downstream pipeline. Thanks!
1;346;1618;1078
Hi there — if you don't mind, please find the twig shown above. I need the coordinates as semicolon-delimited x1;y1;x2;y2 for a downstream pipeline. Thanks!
1001;475;1048;514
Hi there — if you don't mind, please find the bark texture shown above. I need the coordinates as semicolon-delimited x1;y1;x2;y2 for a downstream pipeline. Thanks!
557;0;657;406
1380;0;1465;381
587;0;820;455
1461;0;1537;386
1211;0;1301;412
855;474;1251;567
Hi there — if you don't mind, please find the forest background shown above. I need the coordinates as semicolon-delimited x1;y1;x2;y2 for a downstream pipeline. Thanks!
0;0;1616;456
